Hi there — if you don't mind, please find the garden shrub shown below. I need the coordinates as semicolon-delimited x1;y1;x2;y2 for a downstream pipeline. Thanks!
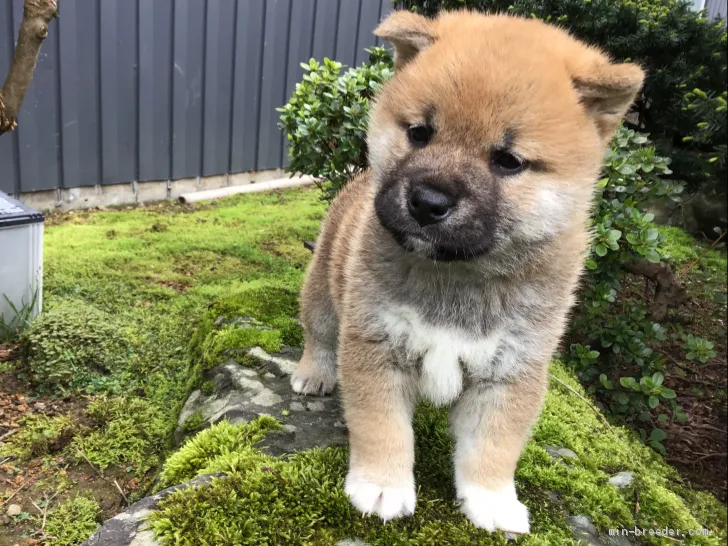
394;0;727;194
278;48;394;201
19;302;134;394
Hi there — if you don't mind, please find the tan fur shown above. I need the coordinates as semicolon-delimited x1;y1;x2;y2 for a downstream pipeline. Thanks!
292;10;643;533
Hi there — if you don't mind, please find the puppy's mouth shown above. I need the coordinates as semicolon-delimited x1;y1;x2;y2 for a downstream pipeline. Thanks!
386;228;489;262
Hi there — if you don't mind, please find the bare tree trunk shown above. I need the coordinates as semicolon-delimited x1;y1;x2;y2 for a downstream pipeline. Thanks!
0;0;58;135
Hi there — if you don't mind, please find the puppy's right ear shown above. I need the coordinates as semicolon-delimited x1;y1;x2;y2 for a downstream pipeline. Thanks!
374;11;436;71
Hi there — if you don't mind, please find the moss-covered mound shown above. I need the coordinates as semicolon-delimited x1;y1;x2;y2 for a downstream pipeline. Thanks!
148;364;726;546
189;282;304;371
19;301;135;393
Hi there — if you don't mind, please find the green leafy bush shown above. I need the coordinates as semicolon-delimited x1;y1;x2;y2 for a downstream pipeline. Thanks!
19;302;135;394
278;48;393;201
395;0;727;193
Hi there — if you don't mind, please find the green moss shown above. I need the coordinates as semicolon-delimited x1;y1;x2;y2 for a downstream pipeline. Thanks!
157;416;281;489
182;412;205;433
0;413;76;460
200;381;216;397
148;363;726;546
659;226;727;271
19;302;135;394
44;496;101;546
71;396;170;475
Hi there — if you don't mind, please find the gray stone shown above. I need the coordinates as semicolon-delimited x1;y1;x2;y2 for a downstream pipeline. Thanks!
337;541;371;546
544;446;578;460
6;504;21;517
568;515;601;546
81;474;224;546
544;445;578;469
174;346;348;454
608;471;634;489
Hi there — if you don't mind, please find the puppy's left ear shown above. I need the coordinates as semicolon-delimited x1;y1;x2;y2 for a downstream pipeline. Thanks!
374;11;437;71
572;59;644;142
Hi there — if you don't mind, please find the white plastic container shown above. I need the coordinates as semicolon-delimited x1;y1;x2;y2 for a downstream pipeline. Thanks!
0;191;44;328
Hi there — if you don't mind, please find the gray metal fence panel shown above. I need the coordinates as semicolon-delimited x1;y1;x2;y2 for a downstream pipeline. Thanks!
282;0;318;168
356;0;384;66
202;0;236;177
335;0;362;70
0;0;18;194
100;0;138;185
171;0;205;181
1;0;393;194
705;0;727;22
230;0;265;174
59;0;101;188
257;0;291;171
12;0;63;193
138;0;174;182
312;0;340;61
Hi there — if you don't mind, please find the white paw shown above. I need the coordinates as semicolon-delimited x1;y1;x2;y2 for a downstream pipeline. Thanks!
458;482;530;534
344;472;416;521
290;367;336;395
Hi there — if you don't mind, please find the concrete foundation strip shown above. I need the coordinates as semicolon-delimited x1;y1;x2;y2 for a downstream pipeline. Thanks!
178;175;316;204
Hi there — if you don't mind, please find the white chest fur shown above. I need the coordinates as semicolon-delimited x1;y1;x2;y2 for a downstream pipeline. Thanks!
377;305;511;406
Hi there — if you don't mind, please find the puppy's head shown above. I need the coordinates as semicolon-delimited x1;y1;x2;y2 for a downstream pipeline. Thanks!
369;11;644;262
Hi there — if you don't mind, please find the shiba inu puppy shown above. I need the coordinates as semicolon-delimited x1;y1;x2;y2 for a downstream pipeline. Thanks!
291;9;643;534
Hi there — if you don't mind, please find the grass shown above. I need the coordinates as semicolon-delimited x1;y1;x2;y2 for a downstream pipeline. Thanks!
0;188;324;545
1;187;725;545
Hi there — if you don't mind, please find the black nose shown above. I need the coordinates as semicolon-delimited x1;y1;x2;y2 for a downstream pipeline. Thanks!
408;186;456;226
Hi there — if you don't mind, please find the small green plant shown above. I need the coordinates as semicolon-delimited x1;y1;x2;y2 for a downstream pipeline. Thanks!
0;289;38;343
681;333;717;363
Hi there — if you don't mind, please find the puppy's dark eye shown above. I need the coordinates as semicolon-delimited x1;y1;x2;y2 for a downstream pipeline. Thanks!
407;124;433;147
490;149;528;175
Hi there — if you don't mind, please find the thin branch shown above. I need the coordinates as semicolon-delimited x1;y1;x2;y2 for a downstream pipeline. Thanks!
30;491;58;532
549;373;615;432
0;0;59;134
113;479;130;506
1;480;29;507
678;230;726;279
76;448;103;477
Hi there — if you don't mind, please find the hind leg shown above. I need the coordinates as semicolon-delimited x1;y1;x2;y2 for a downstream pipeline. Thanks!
291;259;338;395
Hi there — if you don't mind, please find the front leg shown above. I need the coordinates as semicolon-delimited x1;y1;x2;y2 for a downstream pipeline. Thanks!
450;365;547;534
338;329;418;521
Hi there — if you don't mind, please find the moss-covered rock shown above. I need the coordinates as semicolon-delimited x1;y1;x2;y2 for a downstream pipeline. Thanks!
146;363;726;546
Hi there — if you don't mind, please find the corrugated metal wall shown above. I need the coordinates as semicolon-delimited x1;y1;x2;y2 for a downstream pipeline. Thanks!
0;0;394;195
704;0;727;23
